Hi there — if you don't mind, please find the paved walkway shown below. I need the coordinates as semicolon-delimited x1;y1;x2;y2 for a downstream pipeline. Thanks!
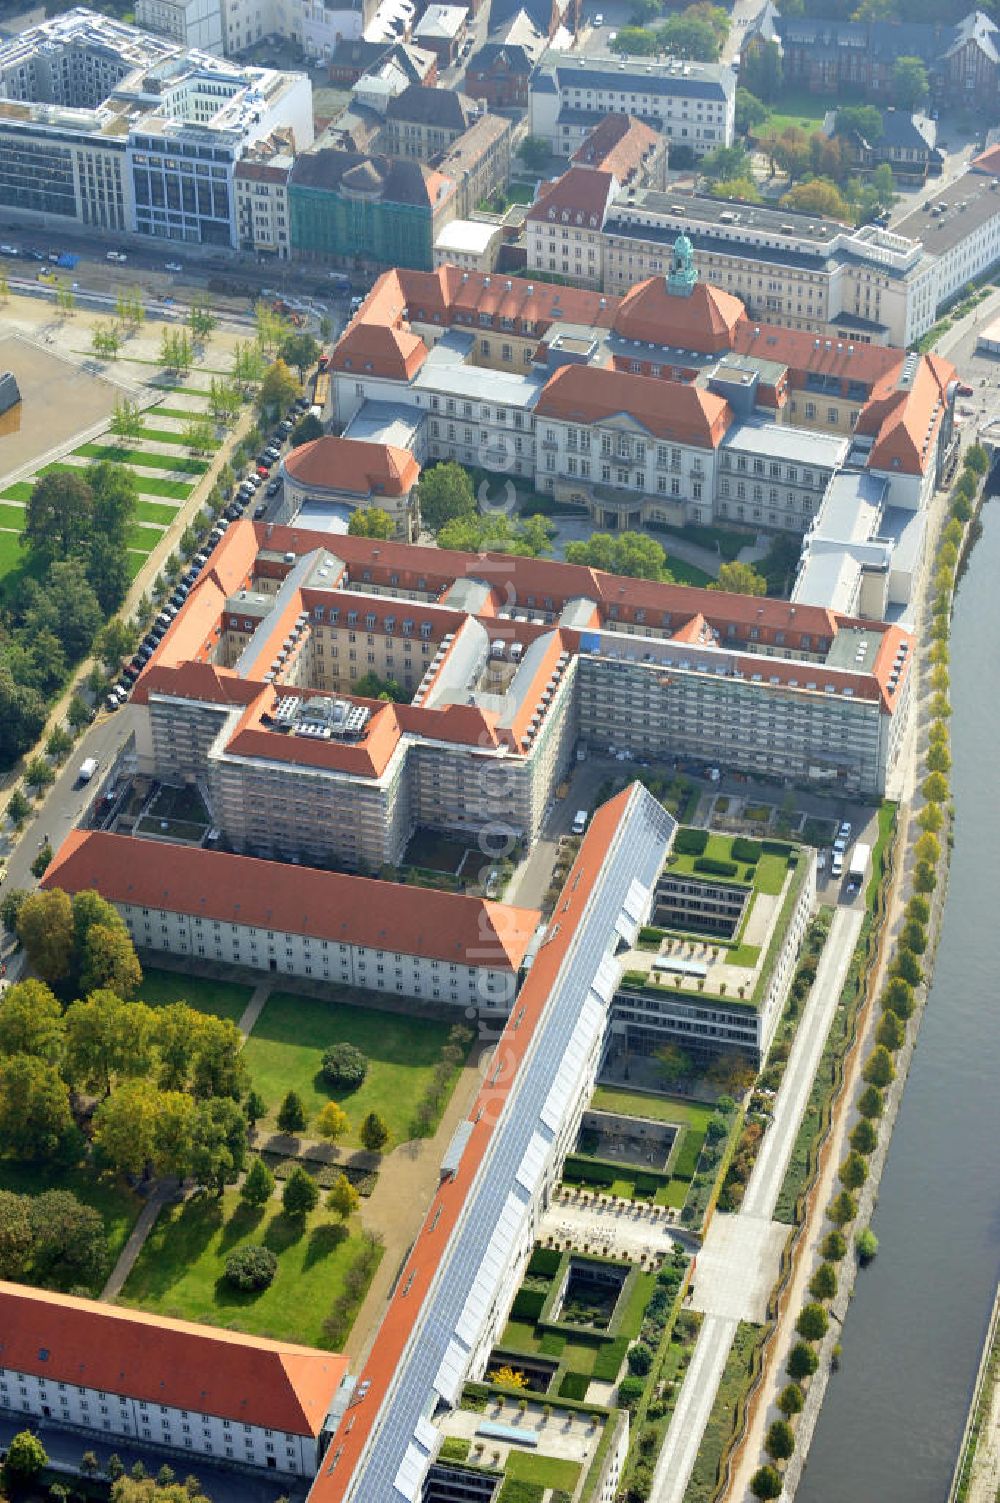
651;1313;740;1503
101;1181;175;1300
237;980;272;1039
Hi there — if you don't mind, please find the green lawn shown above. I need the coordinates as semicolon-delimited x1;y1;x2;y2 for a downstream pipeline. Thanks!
724;942;761;968
0;502;26;531
242;991;461;1147
505;1452;581;1491
138;966;253;1024
135;499;180;525
0;482;33;503
683;1321;765;1503
75;442;209;473
128;522;164;551
653;523;747;562
0;530;44;602
667;833;794;895
0;1159;140;1295
149;405;212;421
127;550;147;579
131;475;197;500
757;86;836;135
139;427;217;449
591;1087;715;1134
120;1186;376;1349
667;557;714;588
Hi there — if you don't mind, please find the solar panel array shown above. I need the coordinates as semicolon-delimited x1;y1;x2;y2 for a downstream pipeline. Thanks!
341;783;676;1502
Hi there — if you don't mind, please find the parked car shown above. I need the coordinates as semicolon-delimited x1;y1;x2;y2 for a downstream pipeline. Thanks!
253;502;268;519
164;260;183;273
957;382;974;396
266;478;281;497
838;820;851;841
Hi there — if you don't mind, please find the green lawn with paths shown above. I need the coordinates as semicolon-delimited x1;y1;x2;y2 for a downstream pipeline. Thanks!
74;443;208;473
138;966;252;1024
0;1159;140;1296
242;991;460;1147
120;1187;375;1349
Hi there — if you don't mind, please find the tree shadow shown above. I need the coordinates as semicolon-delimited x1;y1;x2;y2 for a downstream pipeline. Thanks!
128;1193;225;1300
213;1272;270;1310
219;1202;266;1253
302;1221;348;1271
264;1211;307;1254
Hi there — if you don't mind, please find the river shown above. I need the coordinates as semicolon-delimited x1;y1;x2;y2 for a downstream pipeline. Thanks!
798;497;1000;1503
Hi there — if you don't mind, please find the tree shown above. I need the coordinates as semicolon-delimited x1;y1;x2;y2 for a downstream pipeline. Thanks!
891;55;929;110
23;470;93;565
0;979;65;1061
225;1243;277;1291
742;38;782;101
655;1043;694;1088
417;461;476;533
280;331;320;382
259;358;299;418
750;1464;783;1500
894;948;921;987
796;1301;829;1341
241;1156;276;1206
92;323;121;360
277;1089;307;1135
189;300;217;338
658;9;724;59
81;1450;101;1478
96;616;138;670
5;1430;47;1480
282;1165;319;1218
564;530;668;581
31;841;54;879
712;561;766;596
110;398;144;445
160;327;193;375
17;888;75;986
291;411;324;447
24;755;55;793
710;176;763;204
0;1055;74;1161
809;1261;838;1301
348;507;395;539
361;1111;390;1153
735;87;768;136
328;1173;360;1220
26;558;103;660
850;1117;878;1155
611;24;659;54
821;1229;847;1261
152;1090;199;1180
518;134;549;171
245;1088;267;1128
64;990;154;1097
765;1419;795;1461
966;442;989;476
856;1227;879;1265
80;922;143;999
47;725;74;762
864;1044;895;1087
922;770;948;804
777;1382;805;1417
914;861;937;895
706;1051;756;1095
182;417;216;455
857;1084;883;1120
322;1042;369;1090
0;1189;33;1278
190;1013;246;1100
254;301;291;356
787;1340;818;1381
828;1189;858;1226
839;1149;867;1191
315;1102;350;1141
781;179;851;219
93;1079;163;1176
189;1097;247;1194
926;739;951;775
209;377;242;426
834;104;884;144
30;1189;108;1287
7;789;32;828
0;670;48;766
700;144;750;182
232;339;266;389
877;1009;905;1052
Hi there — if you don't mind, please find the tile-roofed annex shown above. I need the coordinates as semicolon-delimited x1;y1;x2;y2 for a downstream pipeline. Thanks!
43;830;541;972
283;435;420;496
570;113;662;184
535;361;731;446
526;165;617;228
0;1282;345;1437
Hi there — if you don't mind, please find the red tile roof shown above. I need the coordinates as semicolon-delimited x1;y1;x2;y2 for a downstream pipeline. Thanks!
535;362;731;445
0;1282;344;1435
43;830;540;972
971;142;1000;174
613;276;744;352
283;436;420;497
571;114;662;183
307;785;638;1502
525;166;615;226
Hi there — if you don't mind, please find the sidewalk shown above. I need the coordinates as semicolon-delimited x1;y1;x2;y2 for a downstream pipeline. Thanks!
101;1182;175;1300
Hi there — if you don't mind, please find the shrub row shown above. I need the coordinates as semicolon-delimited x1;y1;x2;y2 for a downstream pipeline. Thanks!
731;836;762;864
693;856;739;878
673;826;709;856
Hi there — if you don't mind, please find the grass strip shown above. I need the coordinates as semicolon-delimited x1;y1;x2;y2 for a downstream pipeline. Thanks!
75;442;208;473
0;482;33;503
134;499;178;525
0;502;26;531
682;1321;767;1503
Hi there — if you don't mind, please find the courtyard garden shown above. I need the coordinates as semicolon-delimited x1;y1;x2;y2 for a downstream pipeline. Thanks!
138;966;253;1025
241;990;468;1148
119;1183;381;1351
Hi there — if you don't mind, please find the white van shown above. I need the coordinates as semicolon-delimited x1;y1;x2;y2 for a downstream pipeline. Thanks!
571;809;588;835
831;851;844;879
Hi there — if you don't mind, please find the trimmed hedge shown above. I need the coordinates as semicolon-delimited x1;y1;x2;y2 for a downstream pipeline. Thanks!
731;836;762;864
693;856;739;878
511;1287;546;1322
528;1245;562;1279
562;1155;617;1187
558;1370;591;1401
592;1335;629;1381
762;839;794;856
673;827;709;856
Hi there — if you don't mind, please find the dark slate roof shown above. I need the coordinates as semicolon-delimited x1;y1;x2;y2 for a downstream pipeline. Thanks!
329;38;389;71
289;149;444;207
550;61;729;98
467;40;535;74
774;11;998;66
489;0;554;40
385;82;475;128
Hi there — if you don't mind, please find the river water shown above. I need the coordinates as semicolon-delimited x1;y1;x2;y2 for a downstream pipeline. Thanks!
799;498;1000;1503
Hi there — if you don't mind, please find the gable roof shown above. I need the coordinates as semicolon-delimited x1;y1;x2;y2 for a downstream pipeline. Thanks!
386;82;475;129
467;39;538;74
534;361;731;445
44;830;540;971
289;149;452;209
526;165;615;227
283;435;419;496
0;1283;344;1436
571;113;661;182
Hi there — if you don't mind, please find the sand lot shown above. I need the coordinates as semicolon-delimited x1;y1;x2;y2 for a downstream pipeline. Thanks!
0;334;121;477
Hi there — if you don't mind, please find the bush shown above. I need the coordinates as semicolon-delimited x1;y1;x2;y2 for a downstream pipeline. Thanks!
809;1262;838;1301
511;1287;546;1322
822;1229;847;1261
856;1227;879;1265
787;1341;818;1380
617;1375;646;1408
693;856;739;878
558;1370;590;1400
224;1244;277;1291
627;1342;653;1376
321;1042;369;1091
731;836;762;864
673;827;709;856
527;1246;561;1279
778;1382;804;1417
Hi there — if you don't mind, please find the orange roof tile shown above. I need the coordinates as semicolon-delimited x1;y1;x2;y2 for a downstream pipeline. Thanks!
571;114;662;183
0;1282;345;1435
525;166;615;226
613;276;744;352
535;362;731;445
42;830;540;972
283;436;420;497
